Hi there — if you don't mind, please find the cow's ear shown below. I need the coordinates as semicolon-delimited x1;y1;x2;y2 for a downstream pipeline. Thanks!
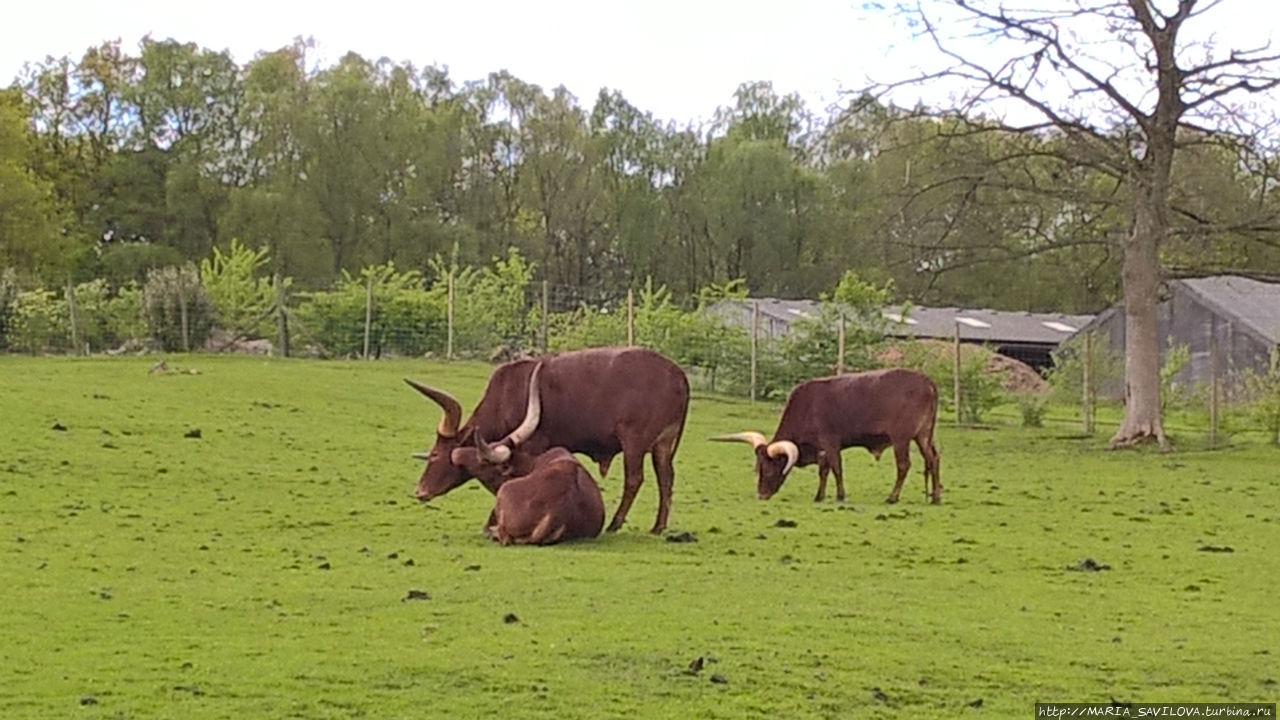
449;448;469;465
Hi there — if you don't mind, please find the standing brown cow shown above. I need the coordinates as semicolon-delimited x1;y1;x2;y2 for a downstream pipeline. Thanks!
713;368;941;504
405;347;689;533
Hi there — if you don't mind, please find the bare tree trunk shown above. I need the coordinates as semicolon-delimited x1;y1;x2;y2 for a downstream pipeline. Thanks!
1110;204;1170;450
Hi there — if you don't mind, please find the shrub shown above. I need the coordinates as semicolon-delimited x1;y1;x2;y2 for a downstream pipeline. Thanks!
142;264;216;351
1242;349;1280;445
7;288;67;352
199;239;278;338
899;341;1005;424
1018;393;1049;427
295;263;444;357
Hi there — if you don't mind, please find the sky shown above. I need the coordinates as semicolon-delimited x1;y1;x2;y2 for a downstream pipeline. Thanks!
3;1;1278;127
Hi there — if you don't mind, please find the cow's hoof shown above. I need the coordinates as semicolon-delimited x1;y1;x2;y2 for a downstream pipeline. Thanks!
813;494;825;503
930;497;942;505
648;525;665;535
884;495;900;505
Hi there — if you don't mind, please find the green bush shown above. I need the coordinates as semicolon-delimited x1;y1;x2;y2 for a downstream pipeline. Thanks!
200;239;279;338
295;263;445;357
142;264;216;351
899;341;1005;424
1018;393;1049;427
1242;349;1280;445
7;289;67;352
433;248;536;356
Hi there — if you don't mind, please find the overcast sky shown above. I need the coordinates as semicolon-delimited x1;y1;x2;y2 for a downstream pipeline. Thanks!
3;1;1278;126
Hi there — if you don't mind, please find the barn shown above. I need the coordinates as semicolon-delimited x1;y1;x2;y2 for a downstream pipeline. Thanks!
710;298;1093;372
1074;274;1280;393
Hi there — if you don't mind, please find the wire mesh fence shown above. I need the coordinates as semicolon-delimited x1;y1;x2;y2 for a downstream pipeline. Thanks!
3;271;1278;444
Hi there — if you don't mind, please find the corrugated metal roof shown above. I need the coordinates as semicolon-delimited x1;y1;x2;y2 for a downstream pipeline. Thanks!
714;299;1092;345
1174;275;1280;345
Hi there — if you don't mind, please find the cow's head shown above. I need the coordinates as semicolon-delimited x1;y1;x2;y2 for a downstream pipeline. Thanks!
710;432;799;500
404;379;470;500
405;364;544;501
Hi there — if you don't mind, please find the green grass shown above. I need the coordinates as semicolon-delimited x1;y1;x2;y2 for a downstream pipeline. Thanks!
2;355;1277;719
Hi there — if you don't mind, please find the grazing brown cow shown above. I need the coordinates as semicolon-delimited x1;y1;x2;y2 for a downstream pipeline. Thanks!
713;368;941;504
405;346;689;533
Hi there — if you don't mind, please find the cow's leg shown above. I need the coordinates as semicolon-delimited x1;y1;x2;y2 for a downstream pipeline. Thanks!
607;446;647;533
649;433;679;534
481;508;498;535
886;442;911;504
919;435;942;504
829;446;846;502
814;453;828;502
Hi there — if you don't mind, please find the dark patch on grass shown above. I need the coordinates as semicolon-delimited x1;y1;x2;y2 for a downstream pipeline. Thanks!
968;698;984;708
1070;558;1111;572
51;422;67;431
665;531;697;543
774;518;797;528
403;589;430;601
1197;544;1235;553
173;684;204;696
464;564;481;572
709;673;728;684
685;656;704;675
184;428;202;439
503;613;520;624
79;696;98;706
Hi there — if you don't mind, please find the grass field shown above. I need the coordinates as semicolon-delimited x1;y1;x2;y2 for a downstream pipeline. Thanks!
1;355;1277;719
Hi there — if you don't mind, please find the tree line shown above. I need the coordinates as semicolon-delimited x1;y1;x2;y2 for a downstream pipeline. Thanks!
4;35;1277;315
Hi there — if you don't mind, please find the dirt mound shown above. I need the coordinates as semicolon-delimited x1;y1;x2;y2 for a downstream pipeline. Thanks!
878;339;1047;394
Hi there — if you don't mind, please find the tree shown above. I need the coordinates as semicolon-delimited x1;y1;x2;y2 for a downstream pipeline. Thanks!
866;0;1280;448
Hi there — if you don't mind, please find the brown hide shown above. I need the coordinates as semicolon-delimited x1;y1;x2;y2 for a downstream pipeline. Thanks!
733;368;942;504
409;346;689;533
487;448;606;546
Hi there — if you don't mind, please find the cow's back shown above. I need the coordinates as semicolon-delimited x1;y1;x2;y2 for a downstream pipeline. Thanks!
779;368;937;444
474;347;689;457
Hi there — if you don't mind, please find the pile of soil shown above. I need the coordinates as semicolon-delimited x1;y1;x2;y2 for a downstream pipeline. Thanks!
878;339;1048;394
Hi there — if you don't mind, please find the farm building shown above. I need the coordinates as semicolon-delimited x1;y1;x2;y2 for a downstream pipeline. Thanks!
710;298;1093;371
1075;274;1280;394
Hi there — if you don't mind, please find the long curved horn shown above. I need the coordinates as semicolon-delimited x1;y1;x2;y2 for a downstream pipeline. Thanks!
404;379;462;438
709;431;768;448
476;433;511;463
501;363;543;448
767;440;800;476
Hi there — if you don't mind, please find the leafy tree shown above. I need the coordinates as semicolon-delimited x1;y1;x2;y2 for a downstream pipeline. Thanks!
0;89;74;279
867;0;1280;448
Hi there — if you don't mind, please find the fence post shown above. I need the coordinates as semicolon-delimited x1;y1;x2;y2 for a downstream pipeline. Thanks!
275;273;290;358
750;301;759;404
178;271;190;353
1082;330;1094;434
362;274;374;360
540;280;549;355
836;312;846;375
953;321;962;425
1210;321;1220;447
626;288;635;346
66;277;81;356
446;270;454;360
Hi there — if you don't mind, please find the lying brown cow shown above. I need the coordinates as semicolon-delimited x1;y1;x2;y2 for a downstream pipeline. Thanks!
713;368;941;504
482;446;605;546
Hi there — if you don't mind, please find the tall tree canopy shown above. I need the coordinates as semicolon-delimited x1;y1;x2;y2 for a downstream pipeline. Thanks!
1;26;1277;354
